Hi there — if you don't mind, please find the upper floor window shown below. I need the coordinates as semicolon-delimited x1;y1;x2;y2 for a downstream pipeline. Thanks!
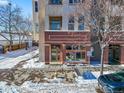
78;16;84;30
49;0;62;5
49;16;62;30
69;0;84;4
111;0;123;5
68;16;74;30
99;17;105;31
109;16;122;30
34;1;38;12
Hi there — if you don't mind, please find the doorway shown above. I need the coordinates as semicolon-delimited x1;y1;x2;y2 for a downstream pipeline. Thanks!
108;45;121;65
51;45;61;64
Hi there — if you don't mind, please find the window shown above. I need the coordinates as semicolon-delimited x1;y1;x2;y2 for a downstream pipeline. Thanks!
49;0;62;5
68;16;74;30
69;0;84;4
34;1;38;12
109;16;122;30
66;44;85;50
111;0;123;5
65;52;85;62
65;44;85;62
99;17;105;31
78;16;84;30
49;17;62;30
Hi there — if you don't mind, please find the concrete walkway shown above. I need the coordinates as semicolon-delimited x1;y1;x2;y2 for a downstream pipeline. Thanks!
0;47;38;69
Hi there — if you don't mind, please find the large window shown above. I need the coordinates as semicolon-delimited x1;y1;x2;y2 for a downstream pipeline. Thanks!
68;16;74;30
34;1;38;12
65;44;85;62
66;44;85;50
49;0;62;5
66;52;85;62
49;17;62;30
78;16;84;30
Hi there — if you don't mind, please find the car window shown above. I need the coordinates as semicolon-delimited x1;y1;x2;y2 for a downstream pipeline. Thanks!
105;73;124;82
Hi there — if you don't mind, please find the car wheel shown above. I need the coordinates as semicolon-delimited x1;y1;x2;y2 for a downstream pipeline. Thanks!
103;86;113;93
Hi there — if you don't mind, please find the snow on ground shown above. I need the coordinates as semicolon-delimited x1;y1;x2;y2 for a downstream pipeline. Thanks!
0;81;98;93
0;47;37;59
21;81;98;93
23;57;45;69
0;47;39;69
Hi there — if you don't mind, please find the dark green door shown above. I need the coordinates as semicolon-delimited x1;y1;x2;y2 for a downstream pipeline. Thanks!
109;45;121;65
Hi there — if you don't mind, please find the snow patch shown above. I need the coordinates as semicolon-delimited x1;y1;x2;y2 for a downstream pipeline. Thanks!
23;58;45;69
0;49;39;69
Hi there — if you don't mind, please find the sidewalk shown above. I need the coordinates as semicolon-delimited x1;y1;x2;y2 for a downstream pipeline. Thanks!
0;47;38;69
0;46;38;59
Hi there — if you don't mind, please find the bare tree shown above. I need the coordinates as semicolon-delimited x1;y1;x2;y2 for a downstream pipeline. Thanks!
18;17;32;49
0;3;22;51
13;14;32;48
0;2;32;51
69;0;124;74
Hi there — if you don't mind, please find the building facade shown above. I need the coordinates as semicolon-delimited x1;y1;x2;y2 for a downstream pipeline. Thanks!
32;0;39;42
38;0;92;64
102;0;124;65
35;0;124;65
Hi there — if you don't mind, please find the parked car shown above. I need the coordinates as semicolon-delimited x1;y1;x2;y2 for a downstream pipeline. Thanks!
98;71;124;93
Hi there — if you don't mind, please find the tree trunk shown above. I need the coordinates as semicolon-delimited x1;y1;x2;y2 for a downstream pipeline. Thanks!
9;33;13;51
19;33;21;48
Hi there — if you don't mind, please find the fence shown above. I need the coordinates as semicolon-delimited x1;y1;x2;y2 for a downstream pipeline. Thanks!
3;43;26;53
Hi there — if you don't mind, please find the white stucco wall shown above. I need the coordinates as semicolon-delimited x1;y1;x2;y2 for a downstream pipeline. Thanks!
45;0;90;31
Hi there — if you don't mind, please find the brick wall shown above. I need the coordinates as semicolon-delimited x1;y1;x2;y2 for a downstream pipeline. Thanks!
45;46;50;64
45;32;91;44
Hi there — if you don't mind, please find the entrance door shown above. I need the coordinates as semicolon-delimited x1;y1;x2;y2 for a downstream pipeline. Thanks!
51;45;61;64
109;45;121;65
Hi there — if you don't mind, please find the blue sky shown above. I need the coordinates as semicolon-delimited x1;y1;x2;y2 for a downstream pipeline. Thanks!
12;0;32;17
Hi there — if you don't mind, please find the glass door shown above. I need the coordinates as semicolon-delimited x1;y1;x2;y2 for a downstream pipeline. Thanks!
51;45;61;63
109;45;121;65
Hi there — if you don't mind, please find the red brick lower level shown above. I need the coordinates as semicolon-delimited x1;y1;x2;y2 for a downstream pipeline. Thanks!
103;45;124;64
45;45;124;65
45;44;91;64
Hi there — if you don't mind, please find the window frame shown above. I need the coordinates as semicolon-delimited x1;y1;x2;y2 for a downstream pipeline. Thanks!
68;16;75;30
49;0;62;5
78;16;85;30
34;1;38;12
111;0;123;5
69;0;84;4
49;16;62;30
